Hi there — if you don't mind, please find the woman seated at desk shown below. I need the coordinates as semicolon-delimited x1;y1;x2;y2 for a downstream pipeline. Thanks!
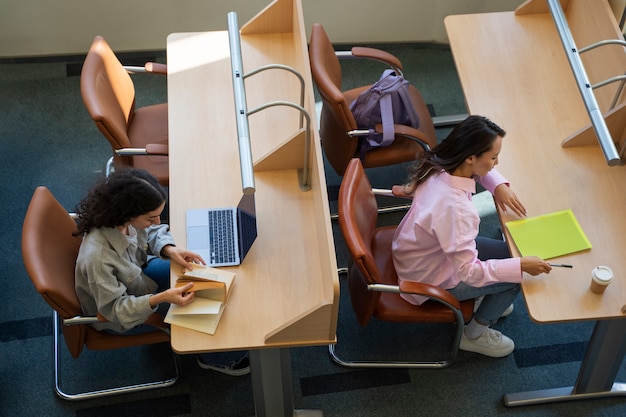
73;168;249;375
392;115;552;358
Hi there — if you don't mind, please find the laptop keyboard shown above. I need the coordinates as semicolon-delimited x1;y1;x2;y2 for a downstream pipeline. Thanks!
208;209;237;265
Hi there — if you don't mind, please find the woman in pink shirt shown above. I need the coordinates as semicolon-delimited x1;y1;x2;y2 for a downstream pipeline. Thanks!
392;115;551;358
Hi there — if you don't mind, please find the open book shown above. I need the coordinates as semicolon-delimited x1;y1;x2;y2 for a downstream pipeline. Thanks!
164;264;235;335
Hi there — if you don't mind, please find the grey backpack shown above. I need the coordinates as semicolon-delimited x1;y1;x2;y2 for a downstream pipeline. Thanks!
349;69;421;154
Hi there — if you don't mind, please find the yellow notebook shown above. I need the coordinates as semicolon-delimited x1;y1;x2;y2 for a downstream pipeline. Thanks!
505;209;592;259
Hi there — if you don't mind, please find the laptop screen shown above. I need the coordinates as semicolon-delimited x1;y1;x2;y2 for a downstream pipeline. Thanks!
236;193;257;261
186;193;257;267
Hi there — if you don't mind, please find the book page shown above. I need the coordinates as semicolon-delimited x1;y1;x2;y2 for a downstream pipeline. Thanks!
177;264;235;302
167;297;222;315
165;264;235;335
182;264;235;284
164;300;224;335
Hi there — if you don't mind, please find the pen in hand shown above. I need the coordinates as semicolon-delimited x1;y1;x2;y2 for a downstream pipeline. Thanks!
549;263;573;268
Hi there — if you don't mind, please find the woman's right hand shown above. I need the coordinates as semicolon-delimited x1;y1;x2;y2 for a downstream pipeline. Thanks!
150;282;195;307
521;256;552;276
167;282;195;306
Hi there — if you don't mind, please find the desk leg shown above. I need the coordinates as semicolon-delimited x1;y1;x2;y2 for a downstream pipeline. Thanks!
504;319;626;407
249;348;323;417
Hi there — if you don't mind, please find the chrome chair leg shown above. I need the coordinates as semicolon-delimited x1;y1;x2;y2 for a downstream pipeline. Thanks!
53;311;178;401
329;306;465;369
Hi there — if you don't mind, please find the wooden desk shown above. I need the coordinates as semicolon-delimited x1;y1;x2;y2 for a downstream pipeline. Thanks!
445;0;626;407
167;0;339;415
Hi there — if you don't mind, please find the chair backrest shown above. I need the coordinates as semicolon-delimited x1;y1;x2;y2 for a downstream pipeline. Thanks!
309;23;360;174
338;158;394;324
22;187;86;358
338;158;379;280
81;36;135;153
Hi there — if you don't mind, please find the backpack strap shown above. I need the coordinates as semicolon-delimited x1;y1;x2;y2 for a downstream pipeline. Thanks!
397;85;421;130
379;92;395;146
373;69;404;147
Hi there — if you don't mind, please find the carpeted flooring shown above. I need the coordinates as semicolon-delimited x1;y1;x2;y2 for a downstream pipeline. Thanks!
1;40;625;417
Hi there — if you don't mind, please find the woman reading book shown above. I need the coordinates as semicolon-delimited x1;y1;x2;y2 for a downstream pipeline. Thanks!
74;169;249;375
392;115;552;358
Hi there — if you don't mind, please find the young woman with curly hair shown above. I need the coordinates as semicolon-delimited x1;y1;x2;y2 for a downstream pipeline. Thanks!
74;169;249;375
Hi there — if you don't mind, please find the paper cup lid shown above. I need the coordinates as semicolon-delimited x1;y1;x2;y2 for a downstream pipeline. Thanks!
593;266;613;282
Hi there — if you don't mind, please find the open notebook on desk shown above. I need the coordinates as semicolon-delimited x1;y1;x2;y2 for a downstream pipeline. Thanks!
186;193;257;267
164;264;236;335
505;209;592;260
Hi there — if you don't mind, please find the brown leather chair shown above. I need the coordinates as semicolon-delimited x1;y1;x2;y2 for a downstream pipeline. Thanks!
81;36;169;186
22;186;177;400
309;23;438;177
331;158;474;368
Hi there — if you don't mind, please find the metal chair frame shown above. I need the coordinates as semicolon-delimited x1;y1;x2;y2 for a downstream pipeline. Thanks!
53;311;179;401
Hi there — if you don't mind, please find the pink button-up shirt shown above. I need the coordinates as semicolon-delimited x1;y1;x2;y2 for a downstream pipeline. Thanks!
392;169;521;305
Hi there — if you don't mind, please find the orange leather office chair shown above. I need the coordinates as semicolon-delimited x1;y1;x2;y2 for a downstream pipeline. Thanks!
81;36;169;186
22;186;177;400
309;23;438;177
332;158;474;368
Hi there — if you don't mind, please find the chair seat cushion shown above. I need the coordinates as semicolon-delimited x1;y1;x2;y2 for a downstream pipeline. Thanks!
370;227;474;324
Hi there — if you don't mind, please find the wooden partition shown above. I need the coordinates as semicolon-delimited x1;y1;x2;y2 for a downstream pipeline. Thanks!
517;0;626;156
167;0;339;353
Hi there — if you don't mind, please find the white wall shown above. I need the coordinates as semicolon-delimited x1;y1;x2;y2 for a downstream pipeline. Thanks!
3;0;624;58
0;0;527;58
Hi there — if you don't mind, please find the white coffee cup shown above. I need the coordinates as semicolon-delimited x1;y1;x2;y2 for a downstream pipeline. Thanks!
590;266;614;294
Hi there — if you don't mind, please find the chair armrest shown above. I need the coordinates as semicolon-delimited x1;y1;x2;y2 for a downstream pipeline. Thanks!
115;144;168;156
398;280;462;311
377;124;434;152
116;148;148;156
144;62;167;75
391;185;412;198
351;46;403;72
335;46;403;75
368;281;462;311
63;315;101;326
145;144;168;155
372;187;413;199
64;313;169;332
124;62;167;75
346;124;432;151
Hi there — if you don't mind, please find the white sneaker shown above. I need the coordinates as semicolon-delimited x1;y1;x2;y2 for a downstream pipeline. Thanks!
460;328;515;358
473;296;514;317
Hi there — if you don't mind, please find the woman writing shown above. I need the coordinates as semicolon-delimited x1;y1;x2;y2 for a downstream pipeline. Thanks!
392;115;551;358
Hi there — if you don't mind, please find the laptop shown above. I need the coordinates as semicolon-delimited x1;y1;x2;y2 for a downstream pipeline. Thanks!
186;194;257;267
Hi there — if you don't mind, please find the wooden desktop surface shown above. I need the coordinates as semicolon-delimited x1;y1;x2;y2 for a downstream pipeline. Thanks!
445;6;626;324
166;2;339;353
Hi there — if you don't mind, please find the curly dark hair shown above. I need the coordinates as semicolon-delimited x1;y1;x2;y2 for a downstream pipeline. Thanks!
74;169;167;235
404;115;506;193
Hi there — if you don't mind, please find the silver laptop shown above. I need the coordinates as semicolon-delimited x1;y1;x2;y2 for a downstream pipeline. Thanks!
186;194;257;267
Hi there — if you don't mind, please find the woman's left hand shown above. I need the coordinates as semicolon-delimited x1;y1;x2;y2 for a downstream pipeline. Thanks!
162;245;206;269
493;184;527;217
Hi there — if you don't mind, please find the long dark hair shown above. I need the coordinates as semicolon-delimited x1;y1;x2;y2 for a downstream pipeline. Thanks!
404;115;505;193
74;169;167;235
